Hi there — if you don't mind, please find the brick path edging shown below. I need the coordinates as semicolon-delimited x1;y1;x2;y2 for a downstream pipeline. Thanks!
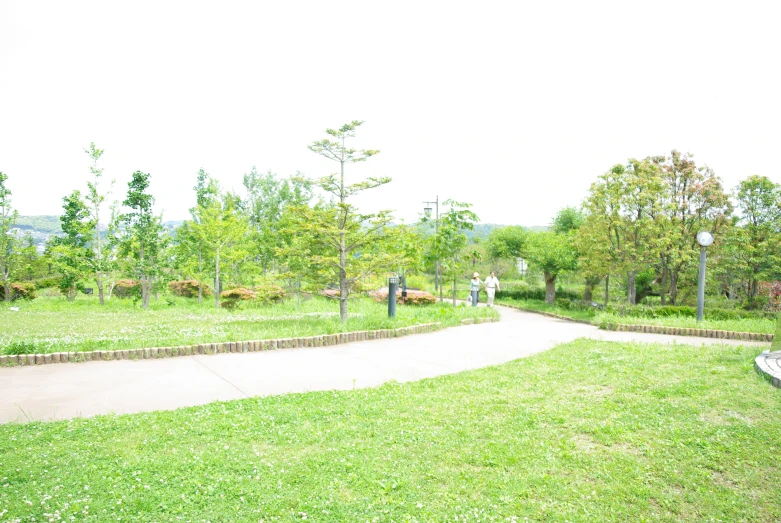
601;322;773;342
755;351;781;389
0;317;498;368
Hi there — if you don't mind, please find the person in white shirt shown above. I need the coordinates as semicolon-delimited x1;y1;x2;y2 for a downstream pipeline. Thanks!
484;271;501;306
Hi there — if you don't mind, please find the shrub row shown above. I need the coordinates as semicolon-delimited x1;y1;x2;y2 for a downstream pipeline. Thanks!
605;304;778;321
496;285;581;302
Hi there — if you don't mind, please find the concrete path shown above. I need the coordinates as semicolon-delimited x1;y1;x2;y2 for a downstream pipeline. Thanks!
0;306;769;423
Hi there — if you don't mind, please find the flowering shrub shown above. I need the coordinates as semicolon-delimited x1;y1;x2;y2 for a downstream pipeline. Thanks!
321;289;340;299
0;282;37;301
369;289;437;305
220;287;256;309
113;280;140;299
764;281;781;312
253;283;286;303
169;280;212;298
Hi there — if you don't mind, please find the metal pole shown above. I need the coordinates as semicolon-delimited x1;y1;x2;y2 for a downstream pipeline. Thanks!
388;276;398;318
434;194;442;301
697;248;706;321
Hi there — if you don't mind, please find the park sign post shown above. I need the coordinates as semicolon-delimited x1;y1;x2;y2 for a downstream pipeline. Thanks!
696;231;714;322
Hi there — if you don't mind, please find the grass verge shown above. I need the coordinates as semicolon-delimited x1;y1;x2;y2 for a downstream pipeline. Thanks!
1;339;780;521
594;312;776;334
0;296;498;355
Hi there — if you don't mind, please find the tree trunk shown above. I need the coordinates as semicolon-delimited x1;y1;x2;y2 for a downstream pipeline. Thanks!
659;265;668;306
669;270;679;305
2;282;10;302
583;276;601;303
140;244;150;309
214;251;221;309
544;273;556;305
583;284;593;303
68;286;76;302
627;270;637;305
339;233;348;322
97;276;105;305
197;250;203;304
604;274;610;306
453;273;457;306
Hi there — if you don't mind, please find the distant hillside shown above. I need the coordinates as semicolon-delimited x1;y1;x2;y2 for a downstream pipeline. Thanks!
15;215;62;234
416;222;548;240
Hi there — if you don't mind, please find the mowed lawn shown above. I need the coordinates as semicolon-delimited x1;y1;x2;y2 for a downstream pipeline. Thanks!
1;339;779;522
0;296;497;355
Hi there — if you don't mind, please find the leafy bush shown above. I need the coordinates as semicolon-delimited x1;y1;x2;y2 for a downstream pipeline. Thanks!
496;284;580;302
113;280;140;299
253;283;286;303
31;276;62;290
169;280;212;298
220;287;256;309
403;275;429;290
369;289;437;305
762;281;781;312
3;341;37;355
0;282;37;301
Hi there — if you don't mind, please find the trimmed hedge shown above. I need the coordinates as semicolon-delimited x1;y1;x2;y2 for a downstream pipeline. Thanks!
113;280;140;298
253;283;286;303
369;289;438;305
169;280;212;298
220;288;255;309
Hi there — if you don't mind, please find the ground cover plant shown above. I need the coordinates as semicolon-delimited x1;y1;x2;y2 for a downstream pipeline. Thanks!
1;339;779;521
0;296;497;356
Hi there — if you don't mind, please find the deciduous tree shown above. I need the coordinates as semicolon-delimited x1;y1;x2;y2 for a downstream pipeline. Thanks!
0;172;19;301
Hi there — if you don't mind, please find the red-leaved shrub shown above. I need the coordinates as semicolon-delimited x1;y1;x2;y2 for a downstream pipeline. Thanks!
0;282;37;301
220;287;256;309
369;289;437;305
169;280;212;298
112;280;140;298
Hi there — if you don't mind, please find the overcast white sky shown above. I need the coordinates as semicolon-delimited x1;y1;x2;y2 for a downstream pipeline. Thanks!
1;1;779;226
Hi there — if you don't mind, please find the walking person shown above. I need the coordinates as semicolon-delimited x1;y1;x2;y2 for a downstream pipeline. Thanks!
469;272;482;306
484;271;501;307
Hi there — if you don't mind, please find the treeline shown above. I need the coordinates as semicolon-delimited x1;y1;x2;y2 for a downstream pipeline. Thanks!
484;150;781;310
0;122;487;320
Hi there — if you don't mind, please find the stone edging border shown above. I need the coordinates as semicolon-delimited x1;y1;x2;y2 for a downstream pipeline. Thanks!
755;351;781;389
0;318;499;367
602;322;773;342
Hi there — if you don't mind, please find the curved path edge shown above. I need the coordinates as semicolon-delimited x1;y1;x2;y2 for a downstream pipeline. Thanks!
0;305;771;424
755;351;781;389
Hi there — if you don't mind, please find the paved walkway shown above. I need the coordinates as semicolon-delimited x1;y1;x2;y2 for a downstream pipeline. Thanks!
0;306;770;423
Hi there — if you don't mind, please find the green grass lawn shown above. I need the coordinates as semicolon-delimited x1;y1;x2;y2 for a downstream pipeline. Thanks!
1;339;779;521
0;296;498;355
495;297;597;322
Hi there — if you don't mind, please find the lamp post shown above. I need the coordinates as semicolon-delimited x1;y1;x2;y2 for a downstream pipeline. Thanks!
696;231;714;322
423;196;440;298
